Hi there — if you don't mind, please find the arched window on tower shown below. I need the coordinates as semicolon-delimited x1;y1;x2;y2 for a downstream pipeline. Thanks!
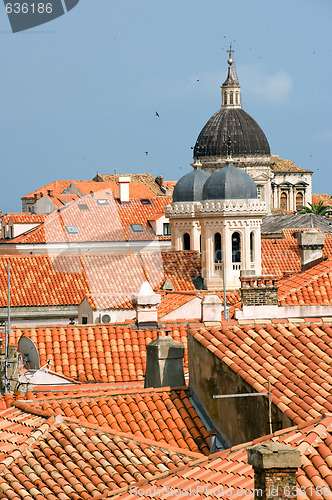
296;192;303;212
214;232;222;263
229;93;234;105
280;192;288;210
232;232;241;270
183;233;190;251
250;231;255;265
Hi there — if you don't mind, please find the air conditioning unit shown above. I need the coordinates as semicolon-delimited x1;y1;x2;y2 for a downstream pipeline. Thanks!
101;314;111;324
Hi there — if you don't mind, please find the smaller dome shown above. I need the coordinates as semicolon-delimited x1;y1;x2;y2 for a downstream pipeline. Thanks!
202;162;257;200
173;164;211;202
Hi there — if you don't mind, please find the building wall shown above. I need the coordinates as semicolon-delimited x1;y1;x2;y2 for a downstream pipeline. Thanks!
188;334;293;446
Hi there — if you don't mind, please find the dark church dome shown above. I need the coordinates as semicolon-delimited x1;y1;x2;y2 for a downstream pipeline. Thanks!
173;165;210;202
202;162;257;200
194;108;270;158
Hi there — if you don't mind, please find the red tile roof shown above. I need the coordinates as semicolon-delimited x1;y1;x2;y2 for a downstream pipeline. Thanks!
1;213;47;224
11;193;172;244
0;406;201;499
312;193;332;206
12;385;211;455
272;155;313;173
110;415;332;500
0;251;200;309
10;323;189;383
189;321;332;425
23;178;162;200
278;256;332;305
92;173;171;197
262;235;332;276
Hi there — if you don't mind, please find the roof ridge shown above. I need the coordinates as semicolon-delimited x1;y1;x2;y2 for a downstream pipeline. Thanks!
61;415;204;459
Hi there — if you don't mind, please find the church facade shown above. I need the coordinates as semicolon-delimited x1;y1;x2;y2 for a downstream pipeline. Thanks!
193;48;312;214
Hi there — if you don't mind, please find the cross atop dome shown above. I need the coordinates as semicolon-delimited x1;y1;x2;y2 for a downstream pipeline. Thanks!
221;46;241;108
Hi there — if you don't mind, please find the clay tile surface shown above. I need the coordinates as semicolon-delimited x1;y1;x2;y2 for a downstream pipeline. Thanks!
11;191;172;244
10;323;189;383
271;155;313;173
13;385;211;455
0;250;200;309
189;322;332;425
262;235;332;277
278;256;332;306
0;406;201;499
108;415;332;500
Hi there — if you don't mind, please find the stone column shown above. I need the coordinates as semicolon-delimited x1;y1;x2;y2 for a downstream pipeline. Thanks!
243;226;251;271
254;227;262;275
247;443;301;500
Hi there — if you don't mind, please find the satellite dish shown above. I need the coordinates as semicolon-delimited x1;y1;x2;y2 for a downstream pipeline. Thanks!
18;337;40;371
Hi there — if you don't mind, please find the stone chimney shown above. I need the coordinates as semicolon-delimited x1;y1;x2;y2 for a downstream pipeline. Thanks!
132;281;161;329
144;335;185;388
118;176;130;203
240;276;279;307
155;175;164;187
201;295;222;322
248;443;301;500
296;229;325;271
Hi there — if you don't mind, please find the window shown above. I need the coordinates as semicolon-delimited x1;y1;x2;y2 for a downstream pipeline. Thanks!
65;225;79;235
214;232;222;263
250;231;255;263
78;204;89;211
2;227;5;239
163;222;171;236
131;224;144;233
232;232;241;263
280;192;288;210
257;186;261;199
141;199;153;205
97;199;108;206
229;93;233;105
81;316;88;325
9;226;13;239
296;192;303;211
183;233;190;250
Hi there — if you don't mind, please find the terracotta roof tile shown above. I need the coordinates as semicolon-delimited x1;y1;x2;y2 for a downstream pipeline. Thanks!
0;407;201;499
10;323;189;383
110;415;332;500
11;193;172;244
189;321;332;425
278;256;332;306
13;385;211;455
272;155;313;173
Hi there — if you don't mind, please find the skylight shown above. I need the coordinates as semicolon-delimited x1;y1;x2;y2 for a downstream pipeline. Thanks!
78;204;89;210
97;199;108;205
65;225;79;235
131;224;144;233
141;199;153;205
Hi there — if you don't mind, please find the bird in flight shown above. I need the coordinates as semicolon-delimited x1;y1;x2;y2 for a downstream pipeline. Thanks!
145;152;148;155
155;111;160;117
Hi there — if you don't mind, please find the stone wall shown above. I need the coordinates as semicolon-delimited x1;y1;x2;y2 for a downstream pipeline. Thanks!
188;334;293;446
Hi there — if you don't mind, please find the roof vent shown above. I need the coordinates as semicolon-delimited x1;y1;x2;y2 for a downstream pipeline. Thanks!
161;278;174;291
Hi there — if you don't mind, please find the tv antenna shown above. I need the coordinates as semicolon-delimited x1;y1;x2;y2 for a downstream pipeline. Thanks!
17;337;40;371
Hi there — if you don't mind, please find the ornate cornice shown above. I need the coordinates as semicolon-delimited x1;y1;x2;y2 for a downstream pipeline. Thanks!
196;199;267;215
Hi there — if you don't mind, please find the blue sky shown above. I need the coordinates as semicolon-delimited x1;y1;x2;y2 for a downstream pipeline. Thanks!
0;0;331;212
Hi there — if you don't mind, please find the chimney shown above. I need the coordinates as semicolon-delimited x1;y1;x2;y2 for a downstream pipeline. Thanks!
201;295;222;322
118;176;130;203
297;229;325;271
248;443;301;500
155;175;164;187
132;281;161;329
144;335;185;388
240;275;279;307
